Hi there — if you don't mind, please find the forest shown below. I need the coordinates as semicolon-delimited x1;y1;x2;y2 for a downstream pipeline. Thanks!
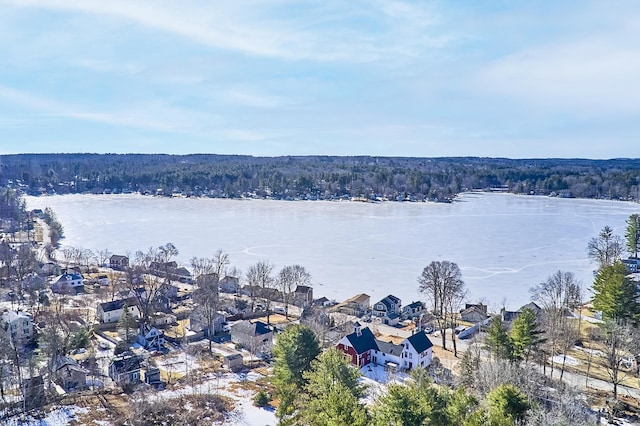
1;154;640;202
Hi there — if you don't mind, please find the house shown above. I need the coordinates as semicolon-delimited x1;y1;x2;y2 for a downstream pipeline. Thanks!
109;255;129;270
38;262;59;276
1;309;34;343
336;322;378;367
220;275;240;293
501;302;542;326
97;298;140;324
314;297;331;307
230;320;274;355
332;293;370;316
51;356;87;392
337;323;433;371
189;306;226;336
460;305;488;324
51;273;84;294
373;295;401;325
401;330;434;370
623;257;640;273
402;301;426;319
109;353;142;386
293;285;313;308
137;325;165;352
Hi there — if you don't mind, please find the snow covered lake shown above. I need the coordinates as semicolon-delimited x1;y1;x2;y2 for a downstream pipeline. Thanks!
25;193;640;310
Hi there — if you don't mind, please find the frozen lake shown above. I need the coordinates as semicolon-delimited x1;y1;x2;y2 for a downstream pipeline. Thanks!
25;193;640;310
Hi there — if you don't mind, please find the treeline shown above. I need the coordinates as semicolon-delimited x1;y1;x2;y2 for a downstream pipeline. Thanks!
1;154;640;201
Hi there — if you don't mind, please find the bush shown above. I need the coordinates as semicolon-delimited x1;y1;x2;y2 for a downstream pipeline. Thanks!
253;390;270;407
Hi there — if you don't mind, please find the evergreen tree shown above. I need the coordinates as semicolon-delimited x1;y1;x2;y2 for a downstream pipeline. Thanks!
272;324;321;422
509;308;545;363
592;262;640;321
302;347;367;426
487;384;530;426
485;316;513;360
625;213;640;258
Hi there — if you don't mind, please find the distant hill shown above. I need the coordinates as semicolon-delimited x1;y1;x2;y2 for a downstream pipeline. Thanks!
1;153;639;202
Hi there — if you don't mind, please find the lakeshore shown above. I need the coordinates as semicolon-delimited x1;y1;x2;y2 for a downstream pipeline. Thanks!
25;192;640;310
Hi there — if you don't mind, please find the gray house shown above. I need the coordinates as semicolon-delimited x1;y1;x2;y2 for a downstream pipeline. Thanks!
230;320;274;355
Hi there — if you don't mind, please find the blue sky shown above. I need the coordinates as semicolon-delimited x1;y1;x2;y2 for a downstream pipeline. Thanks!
0;1;639;158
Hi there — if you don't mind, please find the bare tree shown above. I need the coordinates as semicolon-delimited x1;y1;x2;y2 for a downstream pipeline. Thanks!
530;270;582;378
96;248;112;267
277;265;311;318
126;243;179;326
191;256;221;352
598;319;637;399
587;226;623;271
245;260;275;323
418;261;465;350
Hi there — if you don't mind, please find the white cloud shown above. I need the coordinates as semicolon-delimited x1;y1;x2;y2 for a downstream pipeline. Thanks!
225;89;289;109
0;0;448;63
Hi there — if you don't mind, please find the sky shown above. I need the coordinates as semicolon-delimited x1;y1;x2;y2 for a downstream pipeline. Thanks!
0;1;639;158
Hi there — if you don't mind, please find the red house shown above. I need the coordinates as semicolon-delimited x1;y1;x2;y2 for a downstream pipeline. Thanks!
336;322;378;367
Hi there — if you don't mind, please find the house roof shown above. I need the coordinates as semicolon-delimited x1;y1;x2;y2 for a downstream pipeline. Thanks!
406;331;433;353
375;339;403;357
519;302;542;314
404;301;424;310
344;293;370;305
387;312;400;320
110;353;141;373
376;294;401;311
110;255;128;261
99;298;137;313
52;356;85;374
461;306;487;317
1;310;31;324
344;326;378;355
295;285;312;294
55;273;83;284
231;320;272;336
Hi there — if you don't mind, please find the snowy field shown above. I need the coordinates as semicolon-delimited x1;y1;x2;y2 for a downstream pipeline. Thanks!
26;193;640;310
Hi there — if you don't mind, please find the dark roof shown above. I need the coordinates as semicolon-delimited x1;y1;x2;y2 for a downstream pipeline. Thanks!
406;331;433;353
110;255;128;261
345;326;378;355
110;354;141;373
53;356;85;373
404;301;424;310
231;320;272;336
99;298;137;313
295;285;312;294
461;306;487;317
375;339;403;357
519;302;541;314
387;312;400;320
377;294;400;311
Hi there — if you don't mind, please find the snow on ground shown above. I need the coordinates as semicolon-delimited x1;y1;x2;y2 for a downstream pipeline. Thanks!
359;364;408;405
4;406;89;426
155;352;201;376
574;345;604;357
550;355;580;366
138;369;276;425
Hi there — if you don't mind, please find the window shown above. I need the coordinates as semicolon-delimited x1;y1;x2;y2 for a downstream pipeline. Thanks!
409;353;413;359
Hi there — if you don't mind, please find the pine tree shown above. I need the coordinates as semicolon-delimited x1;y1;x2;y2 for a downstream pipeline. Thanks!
485;316;513;361
625;214;640;258
510;308;545;363
302;348;367;426
592;262;640;321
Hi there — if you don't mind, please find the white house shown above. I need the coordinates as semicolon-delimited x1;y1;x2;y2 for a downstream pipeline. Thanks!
1;310;33;343
337;323;433;371
400;330;434;370
97;298;140;324
137;325;165;352
51;273;84;294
